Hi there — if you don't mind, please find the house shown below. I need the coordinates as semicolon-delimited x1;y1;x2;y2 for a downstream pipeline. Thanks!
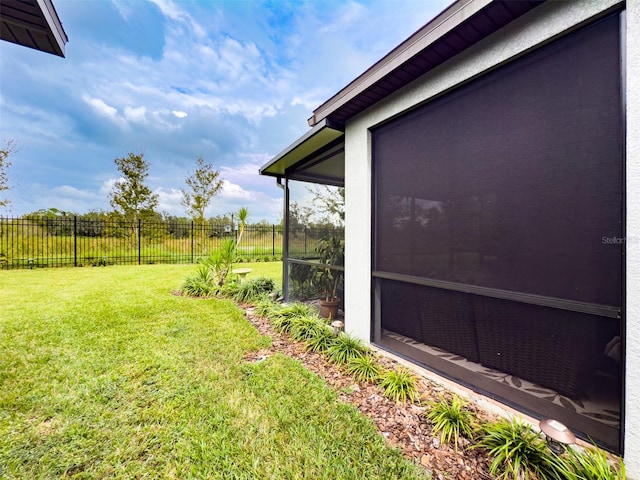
0;0;68;57
261;0;639;475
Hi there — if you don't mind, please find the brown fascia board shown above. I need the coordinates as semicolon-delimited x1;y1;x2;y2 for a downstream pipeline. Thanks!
307;0;492;127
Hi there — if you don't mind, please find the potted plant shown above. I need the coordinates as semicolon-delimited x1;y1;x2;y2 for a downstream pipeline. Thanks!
314;235;344;318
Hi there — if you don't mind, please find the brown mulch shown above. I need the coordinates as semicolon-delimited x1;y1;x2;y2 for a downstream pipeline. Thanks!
240;305;497;480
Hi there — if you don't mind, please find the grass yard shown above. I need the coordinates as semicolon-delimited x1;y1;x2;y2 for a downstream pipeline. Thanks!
0;264;426;479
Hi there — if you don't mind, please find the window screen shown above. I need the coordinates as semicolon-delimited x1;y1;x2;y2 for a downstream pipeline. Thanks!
373;15;622;307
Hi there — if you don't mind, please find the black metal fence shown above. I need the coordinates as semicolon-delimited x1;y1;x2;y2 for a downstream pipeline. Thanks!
0;216;284;269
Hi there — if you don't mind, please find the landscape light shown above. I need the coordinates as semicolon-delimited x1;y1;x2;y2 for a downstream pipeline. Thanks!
539;419;576;454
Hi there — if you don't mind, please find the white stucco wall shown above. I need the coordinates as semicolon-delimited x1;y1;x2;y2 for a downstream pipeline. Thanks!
625;1;640;477
343;0;636;474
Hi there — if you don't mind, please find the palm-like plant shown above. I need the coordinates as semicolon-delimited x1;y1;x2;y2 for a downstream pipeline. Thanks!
475;417;560;480
426;395;476;450
379;367;419;403
236;206;249;248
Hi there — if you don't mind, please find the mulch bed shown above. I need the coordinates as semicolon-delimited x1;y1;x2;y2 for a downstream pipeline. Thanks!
241;305;497;479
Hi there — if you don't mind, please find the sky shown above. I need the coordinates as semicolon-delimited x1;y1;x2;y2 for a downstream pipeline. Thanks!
0;0;450;222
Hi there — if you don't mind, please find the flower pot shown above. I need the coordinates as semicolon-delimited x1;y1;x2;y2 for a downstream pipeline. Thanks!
319;298;341;319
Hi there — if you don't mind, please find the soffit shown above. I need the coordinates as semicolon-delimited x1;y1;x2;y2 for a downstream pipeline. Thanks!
0;0;68;57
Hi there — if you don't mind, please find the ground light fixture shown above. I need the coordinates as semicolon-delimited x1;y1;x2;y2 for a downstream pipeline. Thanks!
330;320;345;335
539;418;576;454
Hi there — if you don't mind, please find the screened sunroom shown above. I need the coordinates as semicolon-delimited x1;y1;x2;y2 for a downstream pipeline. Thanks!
261;0;632;465
260;120;346;317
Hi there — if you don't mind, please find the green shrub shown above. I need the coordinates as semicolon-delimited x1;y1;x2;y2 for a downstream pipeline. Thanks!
475;417;560;480
271;303;316;333
554;445;625;480
181;265;217;297
304;324;337;353
426;395;475;450
234;276;276;303
346;355;381;383
254;296;279;318
327;333;368;365
289;316;326;342
379;367;419;404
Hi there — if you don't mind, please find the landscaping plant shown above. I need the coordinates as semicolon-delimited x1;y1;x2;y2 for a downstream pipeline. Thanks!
289;316;326;342
554;444;626;480
327;332;368;365
180;265;217;297
346;354;382;383
304;324;337;353
271;302;317;333
379;367;419;403
426;395;476;451
233;276;276;303
475;417;560;480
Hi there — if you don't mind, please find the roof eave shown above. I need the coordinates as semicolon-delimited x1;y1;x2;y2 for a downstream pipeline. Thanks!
308;0;491;127
259;118;345;178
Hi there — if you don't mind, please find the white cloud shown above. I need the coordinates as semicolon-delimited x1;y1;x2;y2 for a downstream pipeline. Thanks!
82;94;127;129
149;0;206;38
320;1;367;33
111;0;134;21
221;180;253;200
171;110;188;118
124;106;147;123
155;187;183;214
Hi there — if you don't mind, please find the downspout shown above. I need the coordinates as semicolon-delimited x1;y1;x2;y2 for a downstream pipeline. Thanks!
277;177;289;300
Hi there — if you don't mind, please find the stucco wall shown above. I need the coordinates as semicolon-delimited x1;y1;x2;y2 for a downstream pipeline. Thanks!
343;0;635;474
625;1;640;476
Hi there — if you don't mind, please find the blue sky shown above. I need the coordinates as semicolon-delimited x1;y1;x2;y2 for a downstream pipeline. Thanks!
0;0;450;222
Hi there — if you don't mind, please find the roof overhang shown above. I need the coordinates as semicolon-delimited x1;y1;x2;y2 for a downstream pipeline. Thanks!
260;0;545;184
0;0;68;57
308;0;544;127
260;118;345;184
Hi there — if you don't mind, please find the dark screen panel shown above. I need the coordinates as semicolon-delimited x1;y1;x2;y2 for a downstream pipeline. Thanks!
373;15;622;306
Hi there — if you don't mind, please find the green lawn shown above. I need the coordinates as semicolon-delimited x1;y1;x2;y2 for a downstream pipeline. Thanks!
0;264;426;479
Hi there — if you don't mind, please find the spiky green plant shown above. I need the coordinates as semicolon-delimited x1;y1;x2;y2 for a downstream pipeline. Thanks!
475;417;560;480
271;303;316;333
304;324;337;353
253;295;279;318
181;265;217;297
289;317;325;342
553;445;625;480
234;276;275;303
379;367;419;404
326;332;368;365
200;238;236;286
346;355;382;383
426;395;475;451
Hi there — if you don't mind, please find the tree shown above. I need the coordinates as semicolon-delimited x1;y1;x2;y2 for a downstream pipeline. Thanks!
109;152;158;224
235;206;248;248
180;157;223;224
307;184;345;227
0;140;18;208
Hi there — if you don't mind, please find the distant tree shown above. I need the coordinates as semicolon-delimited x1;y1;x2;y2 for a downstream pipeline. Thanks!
307;185;345;227
109;152;158;224
0;140;18;208
181;157;223;225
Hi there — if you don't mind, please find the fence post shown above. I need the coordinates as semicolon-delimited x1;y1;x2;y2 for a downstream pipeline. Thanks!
191;221;194;263
304;227;307;256
74;216;77;267
272;225;275;256
138;218;142;265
